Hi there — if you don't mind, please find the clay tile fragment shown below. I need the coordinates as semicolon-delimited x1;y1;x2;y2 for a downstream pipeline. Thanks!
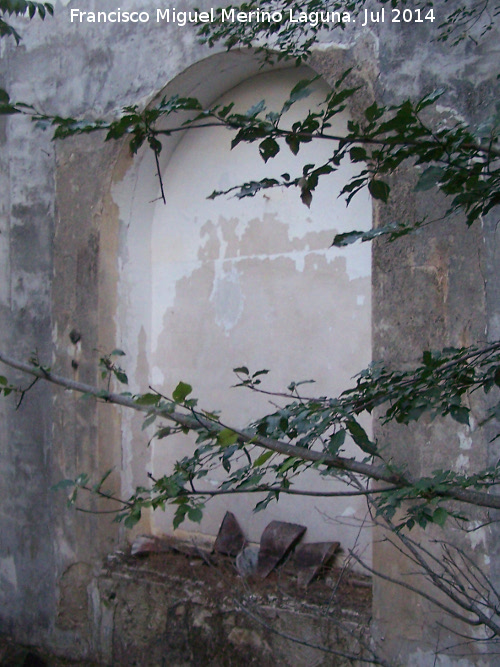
257;520;306;578
294;541;340;588
214;511;246;556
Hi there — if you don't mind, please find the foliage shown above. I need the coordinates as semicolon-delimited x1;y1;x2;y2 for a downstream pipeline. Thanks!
0;374;15;397
197;0;499;60
3;342;500;534
1;74;498;241
108;343;500;531
0;0;53;43
98;349;129;389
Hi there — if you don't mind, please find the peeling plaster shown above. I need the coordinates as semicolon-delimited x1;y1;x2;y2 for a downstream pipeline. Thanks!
455;453;469;471
458;430;473;450
152;366;165;385
110;65;373;552
467;521;488;552
210;264;244;334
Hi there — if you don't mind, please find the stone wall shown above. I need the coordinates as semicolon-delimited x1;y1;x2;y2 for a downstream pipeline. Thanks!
0;0;499;664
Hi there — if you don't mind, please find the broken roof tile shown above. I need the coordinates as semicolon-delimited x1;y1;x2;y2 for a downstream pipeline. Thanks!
257;520;306;579
294;542;341;587
214;511;247;557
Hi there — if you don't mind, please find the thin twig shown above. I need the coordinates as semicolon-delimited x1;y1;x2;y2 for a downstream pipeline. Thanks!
235;599;391;665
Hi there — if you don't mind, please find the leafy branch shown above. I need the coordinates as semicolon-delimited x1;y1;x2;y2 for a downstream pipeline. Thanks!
1;70;498;237
1;342;500;531
197;0;499;60
0;0;53;43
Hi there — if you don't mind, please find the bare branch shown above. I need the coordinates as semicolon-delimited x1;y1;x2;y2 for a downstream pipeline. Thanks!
235;599;391;666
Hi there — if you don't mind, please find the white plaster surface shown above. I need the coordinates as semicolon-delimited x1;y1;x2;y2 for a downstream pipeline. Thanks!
117;64;372;556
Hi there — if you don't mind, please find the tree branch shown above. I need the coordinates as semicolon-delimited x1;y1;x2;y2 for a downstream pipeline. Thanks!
2;351;500;512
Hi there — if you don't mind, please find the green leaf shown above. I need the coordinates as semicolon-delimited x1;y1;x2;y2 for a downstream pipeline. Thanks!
349;147;367;162
142;413;157;430
259;137;280;162
187;506;203;523
449;405;470;425
368;179;391;203
331;230;366;247
282;78;315;113
113;369;128;385
415;167;445;192
172;381;192;403
364;102;384;122
237;473;264;490
253;450;273;468
286;134;300;155
245;100;265;118
301;187;312;208
346;420;377;456
328;429;346;454
234;366;249;375
0;101;20;115
432;507;448;527
218;428;239;447
279;456;299;473
124;508;141;529
331;223;404;247
135;393;160;406
254;492;277;512
173;504;189;529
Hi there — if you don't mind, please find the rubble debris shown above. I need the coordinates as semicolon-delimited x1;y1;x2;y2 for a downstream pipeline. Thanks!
214;511;246;556
228;627;271;654
293;542;340;587
235;545;259;577
257;521;306;578
130;534;214;563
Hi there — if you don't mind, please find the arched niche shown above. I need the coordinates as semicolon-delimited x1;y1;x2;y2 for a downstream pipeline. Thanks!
111;51;372;558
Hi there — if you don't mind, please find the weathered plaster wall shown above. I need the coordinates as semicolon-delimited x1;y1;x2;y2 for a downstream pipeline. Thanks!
0;54;57;645
0;0;499;664
370;15;500;666
0;0;242;654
